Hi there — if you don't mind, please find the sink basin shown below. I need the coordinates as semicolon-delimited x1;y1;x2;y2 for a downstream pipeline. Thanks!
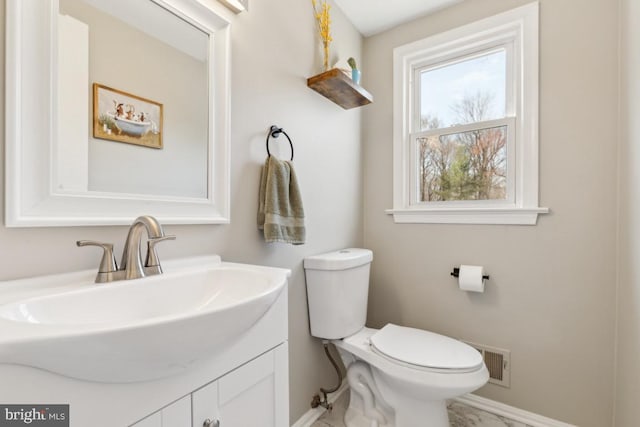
0;256;289;383
0;267;275;326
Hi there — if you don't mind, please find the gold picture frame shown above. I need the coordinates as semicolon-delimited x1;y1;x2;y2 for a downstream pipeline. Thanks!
93;83;163;149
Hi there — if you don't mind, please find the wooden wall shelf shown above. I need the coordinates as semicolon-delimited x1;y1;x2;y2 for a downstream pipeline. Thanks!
307;68;373;110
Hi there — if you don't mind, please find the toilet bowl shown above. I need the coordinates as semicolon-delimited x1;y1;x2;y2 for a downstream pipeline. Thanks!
335;326;488;427
304;249;489;427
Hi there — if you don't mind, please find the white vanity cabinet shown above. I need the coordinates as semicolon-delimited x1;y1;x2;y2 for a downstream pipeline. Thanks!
131;344;288;427
0;259;290;427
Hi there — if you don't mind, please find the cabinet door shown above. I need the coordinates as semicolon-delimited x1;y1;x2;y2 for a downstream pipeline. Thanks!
192;343;289;427
192;376;220;427
162;395;191;427
130;412;161;427
129;395;190;427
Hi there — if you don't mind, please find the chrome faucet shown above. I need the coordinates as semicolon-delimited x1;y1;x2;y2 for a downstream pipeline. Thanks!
77;215;175;283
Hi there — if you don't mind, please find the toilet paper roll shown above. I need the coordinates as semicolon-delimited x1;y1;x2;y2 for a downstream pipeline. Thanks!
458;265;485;293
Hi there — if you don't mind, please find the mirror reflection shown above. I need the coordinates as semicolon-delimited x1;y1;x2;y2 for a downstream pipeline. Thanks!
56;0;209;198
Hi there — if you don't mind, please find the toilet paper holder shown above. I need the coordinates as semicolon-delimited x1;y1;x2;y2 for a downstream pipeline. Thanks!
450;267;490;281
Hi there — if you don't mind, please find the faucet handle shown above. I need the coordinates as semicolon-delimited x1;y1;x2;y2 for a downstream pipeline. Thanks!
145;235;176;270
77;240;118;273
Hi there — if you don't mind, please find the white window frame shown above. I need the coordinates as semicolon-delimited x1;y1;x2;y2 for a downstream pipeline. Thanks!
387;2;548;225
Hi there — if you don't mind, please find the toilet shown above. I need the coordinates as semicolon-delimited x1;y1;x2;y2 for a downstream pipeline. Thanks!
304;248;489;427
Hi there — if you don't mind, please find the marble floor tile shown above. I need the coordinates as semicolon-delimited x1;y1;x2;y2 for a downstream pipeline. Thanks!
310;393;533;427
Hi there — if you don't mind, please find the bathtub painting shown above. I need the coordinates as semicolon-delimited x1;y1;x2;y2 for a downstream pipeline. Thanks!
93;83;163;149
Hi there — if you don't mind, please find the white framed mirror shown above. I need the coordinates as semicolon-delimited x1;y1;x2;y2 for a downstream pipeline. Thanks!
5;0;231;227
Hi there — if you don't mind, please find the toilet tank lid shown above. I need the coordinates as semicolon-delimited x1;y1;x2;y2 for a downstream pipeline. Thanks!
304;248;373;271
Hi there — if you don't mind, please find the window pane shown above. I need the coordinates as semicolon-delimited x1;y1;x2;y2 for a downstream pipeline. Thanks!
420;50;506;131
418;126;507;202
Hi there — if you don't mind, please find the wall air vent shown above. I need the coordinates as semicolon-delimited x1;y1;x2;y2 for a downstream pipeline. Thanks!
464;341;511;388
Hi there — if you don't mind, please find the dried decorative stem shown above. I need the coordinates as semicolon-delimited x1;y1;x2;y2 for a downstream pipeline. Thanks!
311;0;332;71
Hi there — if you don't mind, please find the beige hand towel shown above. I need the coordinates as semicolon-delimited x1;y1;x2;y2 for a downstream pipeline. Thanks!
258;156;306;244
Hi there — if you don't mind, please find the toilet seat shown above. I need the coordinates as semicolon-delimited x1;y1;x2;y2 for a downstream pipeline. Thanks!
369;324;484;373
334;327;489;399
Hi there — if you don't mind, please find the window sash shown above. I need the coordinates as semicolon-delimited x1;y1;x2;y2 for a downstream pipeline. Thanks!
411;40;517;134
409;117;517;207
408;37;517;208
412;44;515;134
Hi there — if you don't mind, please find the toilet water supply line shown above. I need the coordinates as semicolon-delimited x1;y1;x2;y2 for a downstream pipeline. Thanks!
311;341;344;410
347;361;387;427
312;343;387;427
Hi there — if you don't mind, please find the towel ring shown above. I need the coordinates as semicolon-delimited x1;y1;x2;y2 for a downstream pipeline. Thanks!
266;125;294;161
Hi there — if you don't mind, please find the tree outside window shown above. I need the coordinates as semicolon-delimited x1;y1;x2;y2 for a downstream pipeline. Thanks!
418;92;507;202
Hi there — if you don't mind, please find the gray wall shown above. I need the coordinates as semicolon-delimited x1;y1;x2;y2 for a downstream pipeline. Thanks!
616;0;640;425
5;0;635;425
0;0;363;423
361;1;618;426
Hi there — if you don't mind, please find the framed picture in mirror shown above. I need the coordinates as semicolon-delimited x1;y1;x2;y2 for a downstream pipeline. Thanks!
93;83;163;149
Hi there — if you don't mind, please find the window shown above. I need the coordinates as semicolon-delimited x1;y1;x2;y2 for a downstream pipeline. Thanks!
417;49;511;203
388;3;547;225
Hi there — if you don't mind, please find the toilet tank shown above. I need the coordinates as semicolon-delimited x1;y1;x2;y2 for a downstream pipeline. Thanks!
304;248;373;340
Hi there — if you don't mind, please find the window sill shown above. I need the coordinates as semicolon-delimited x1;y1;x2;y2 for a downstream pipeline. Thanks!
385;207;549;225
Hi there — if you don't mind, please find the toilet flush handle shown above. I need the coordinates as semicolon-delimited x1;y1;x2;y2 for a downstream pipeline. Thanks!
203;419;220;427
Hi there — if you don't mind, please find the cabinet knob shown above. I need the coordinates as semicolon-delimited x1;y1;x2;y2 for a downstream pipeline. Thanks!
203;419;220;427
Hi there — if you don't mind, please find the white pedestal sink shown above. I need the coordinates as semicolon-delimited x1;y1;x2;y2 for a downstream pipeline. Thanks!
0;255;289;383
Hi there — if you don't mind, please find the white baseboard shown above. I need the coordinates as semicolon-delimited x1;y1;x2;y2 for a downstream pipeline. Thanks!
290;382;349;427
291;386;576;427
455;394;577;427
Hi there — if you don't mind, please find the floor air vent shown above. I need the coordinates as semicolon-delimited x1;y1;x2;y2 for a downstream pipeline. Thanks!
464;341;511;388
